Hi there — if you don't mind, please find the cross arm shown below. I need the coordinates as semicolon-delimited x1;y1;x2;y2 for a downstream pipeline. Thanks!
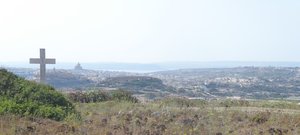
30;58;41;64
45;59;56;64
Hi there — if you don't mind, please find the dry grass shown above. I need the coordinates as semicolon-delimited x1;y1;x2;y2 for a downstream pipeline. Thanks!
1;99;300;135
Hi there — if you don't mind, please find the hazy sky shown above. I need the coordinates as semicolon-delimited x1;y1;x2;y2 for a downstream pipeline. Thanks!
0;0;299;63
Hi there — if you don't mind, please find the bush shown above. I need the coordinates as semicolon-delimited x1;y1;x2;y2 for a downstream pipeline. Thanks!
157;97;200;108
67;89;138;103
68;90;109;103
0;69;78;121
110;90;139;103
219;99;250;107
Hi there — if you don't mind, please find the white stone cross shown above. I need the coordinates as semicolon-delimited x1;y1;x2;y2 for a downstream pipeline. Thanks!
29;48;56;83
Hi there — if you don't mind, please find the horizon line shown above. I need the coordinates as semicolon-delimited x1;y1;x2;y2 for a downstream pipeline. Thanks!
2;61;300;64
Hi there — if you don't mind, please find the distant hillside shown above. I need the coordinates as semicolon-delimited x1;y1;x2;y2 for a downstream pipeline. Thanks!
46;70;94;89
97;76;175;94
44;70;176;99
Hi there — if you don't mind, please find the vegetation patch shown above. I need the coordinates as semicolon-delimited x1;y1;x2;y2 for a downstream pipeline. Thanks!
219;99;250;107
67;89;139;103
1;98;300;134
0;69;78;121
155;97;207;108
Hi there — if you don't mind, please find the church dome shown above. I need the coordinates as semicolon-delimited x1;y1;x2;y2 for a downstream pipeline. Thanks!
74;62;83;70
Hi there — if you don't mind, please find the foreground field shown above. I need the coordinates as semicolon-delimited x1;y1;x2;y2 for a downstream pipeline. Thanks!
1;99;300;135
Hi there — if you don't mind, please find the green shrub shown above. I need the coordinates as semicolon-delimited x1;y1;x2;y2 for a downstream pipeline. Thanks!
0;69;79;121
110;90;139;103
67;89;138;103
68;90;109;103
219;99;250;107
157;97;203;108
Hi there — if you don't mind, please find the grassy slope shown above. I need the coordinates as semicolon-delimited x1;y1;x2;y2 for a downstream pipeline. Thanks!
0;69;78;121
1;99;300;135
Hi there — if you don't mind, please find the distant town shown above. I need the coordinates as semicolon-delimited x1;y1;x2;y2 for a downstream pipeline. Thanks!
3;62;300;101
